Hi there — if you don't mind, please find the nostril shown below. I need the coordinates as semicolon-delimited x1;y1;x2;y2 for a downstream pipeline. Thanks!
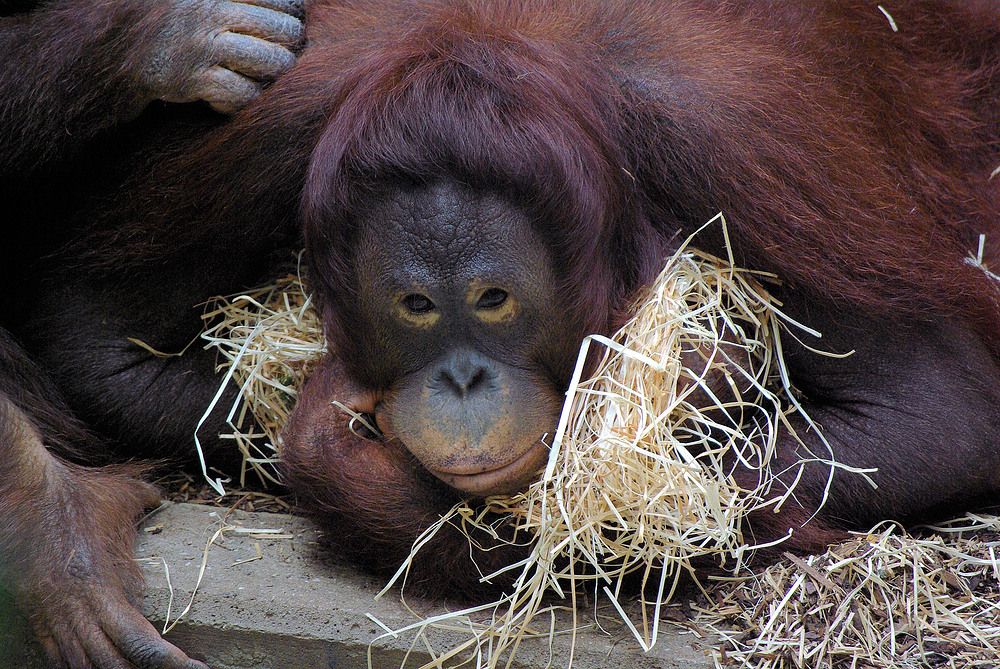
436;351;493;397
440;366;488;396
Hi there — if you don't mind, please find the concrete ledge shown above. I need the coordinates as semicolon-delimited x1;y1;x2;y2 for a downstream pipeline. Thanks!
6;503;713;668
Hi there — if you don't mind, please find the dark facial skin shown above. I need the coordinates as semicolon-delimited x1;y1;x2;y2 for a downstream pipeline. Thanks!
346;182;569;496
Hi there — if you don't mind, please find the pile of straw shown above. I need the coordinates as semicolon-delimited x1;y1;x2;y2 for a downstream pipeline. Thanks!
693;514;1000;668
200;268;326;487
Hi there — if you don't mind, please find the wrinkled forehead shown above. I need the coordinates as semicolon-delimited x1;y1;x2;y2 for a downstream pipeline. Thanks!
353;182;550;287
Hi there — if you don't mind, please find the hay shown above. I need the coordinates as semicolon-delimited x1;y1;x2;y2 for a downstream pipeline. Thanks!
490;238;804;578
693;514;1000;668
200;266;326;487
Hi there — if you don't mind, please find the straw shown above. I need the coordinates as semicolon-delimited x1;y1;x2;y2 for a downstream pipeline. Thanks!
200;264;326;486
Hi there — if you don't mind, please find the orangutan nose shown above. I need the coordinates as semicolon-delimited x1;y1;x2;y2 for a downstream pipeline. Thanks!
436;349;493;397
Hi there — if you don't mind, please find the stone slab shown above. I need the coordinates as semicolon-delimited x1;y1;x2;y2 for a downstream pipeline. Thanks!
3;502;714;669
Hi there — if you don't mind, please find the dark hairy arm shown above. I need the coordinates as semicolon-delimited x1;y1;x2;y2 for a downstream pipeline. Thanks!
0;2;305;667
0;0;303;175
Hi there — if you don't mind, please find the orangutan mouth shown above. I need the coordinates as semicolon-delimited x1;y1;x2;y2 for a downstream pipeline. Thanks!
429;440;550;497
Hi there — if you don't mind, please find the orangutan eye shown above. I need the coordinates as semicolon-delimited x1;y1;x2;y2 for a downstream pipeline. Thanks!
476;288;508;310
402;293;435;314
